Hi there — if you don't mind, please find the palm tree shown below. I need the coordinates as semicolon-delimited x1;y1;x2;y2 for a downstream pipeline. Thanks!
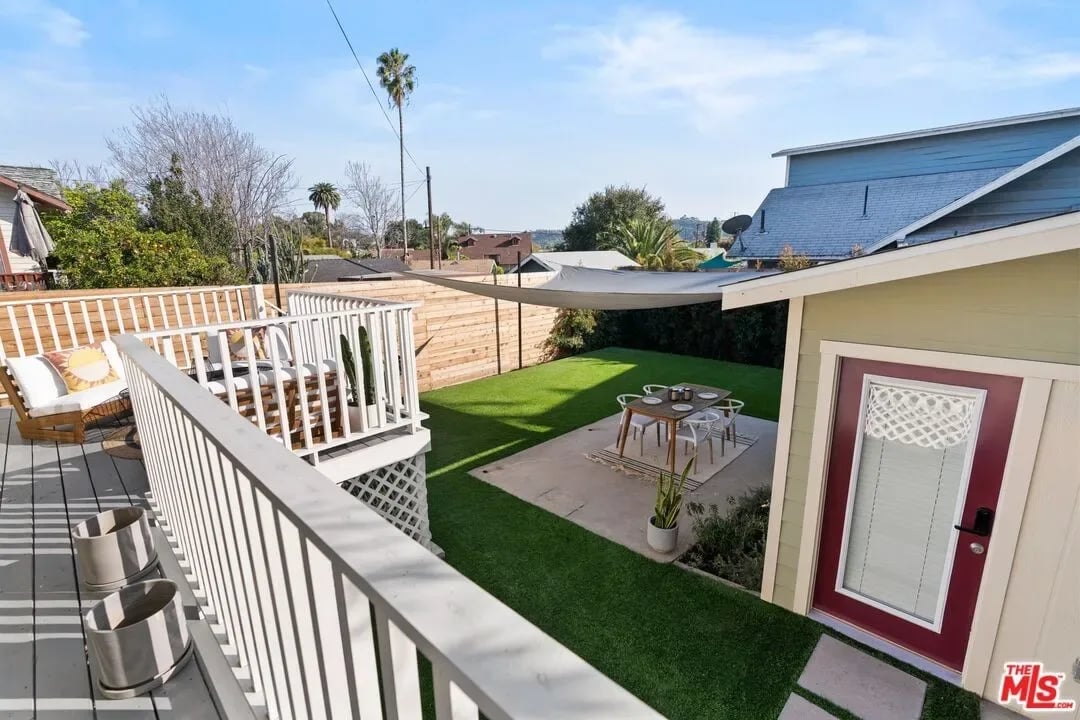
602;217;699;271
376;48;417;259
307;182;341;248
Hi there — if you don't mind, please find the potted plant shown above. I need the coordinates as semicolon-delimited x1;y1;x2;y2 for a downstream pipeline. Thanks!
647;458;693;553
340;327;380;429
84;579;192;698
71;506;158;592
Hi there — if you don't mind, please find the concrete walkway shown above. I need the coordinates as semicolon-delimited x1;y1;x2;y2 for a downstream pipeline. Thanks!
470;412;777;560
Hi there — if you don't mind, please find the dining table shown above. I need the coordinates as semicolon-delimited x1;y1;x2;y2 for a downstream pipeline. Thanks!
616;382;732;474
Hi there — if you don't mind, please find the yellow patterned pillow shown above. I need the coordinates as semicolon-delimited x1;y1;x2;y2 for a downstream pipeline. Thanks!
206;327;268;362
43;343;120;393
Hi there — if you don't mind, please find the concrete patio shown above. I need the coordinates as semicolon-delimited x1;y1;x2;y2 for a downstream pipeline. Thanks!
470;412;777;561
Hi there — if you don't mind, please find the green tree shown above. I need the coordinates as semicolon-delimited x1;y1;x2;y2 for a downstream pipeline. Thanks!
300;211;326;238
376;48;417;259
307;182;341;248
602;216;699;271
144;153;236;256
561;185;665;251
45;182;239;288
386;218;426;251
705;217;721;245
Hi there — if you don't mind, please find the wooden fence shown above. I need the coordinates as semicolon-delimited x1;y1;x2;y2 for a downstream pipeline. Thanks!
274;274;559;392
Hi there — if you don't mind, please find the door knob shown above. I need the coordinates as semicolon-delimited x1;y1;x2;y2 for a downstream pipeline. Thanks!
955;507;994;537
969;542;985;555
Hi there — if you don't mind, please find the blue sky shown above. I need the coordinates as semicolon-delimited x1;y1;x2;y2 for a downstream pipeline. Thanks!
2;0;1079;229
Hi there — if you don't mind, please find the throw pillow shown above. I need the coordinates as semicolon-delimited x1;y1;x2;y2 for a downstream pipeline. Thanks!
43;343;120;393
206;327;268;363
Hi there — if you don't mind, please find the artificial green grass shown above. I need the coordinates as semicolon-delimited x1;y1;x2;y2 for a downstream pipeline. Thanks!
420;347;979;720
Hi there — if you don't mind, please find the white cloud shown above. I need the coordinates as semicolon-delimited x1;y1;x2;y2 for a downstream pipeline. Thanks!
0;0;89;47
547;8;1080;126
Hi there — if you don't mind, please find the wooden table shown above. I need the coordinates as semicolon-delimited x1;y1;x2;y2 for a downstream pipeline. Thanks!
616;382;731;474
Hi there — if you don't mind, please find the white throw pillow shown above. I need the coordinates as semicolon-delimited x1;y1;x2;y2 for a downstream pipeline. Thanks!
100;339;126;381
6;355;68;410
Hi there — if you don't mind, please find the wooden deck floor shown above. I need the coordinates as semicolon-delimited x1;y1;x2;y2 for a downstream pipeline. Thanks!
0;407;221;719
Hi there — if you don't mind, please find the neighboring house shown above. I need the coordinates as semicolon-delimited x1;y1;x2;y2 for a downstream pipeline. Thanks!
408;258;496;274
732;107;1080;263
511;250;639;273
456;232;533;268
0;165;70;278
722;212;1080;714
303;256;409;283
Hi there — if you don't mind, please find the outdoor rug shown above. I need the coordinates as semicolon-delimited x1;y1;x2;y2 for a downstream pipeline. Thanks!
102;426;143;460
587;428;756;491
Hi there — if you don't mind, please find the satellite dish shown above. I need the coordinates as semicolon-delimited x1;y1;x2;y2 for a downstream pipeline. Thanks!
721;214;753;236
722;214;753;252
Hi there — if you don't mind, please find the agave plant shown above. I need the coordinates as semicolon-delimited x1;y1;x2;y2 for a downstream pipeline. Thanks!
653;458;694;529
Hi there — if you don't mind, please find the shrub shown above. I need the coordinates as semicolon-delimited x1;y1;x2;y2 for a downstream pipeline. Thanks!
683;485;771;591
543;308;597;359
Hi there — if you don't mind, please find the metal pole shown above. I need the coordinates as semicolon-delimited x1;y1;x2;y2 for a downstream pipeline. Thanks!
268;232;282;311
493;265;501;375
517;250;522;370
426;166;436;270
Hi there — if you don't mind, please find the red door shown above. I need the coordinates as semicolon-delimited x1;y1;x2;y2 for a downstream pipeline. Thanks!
813;358;1021;671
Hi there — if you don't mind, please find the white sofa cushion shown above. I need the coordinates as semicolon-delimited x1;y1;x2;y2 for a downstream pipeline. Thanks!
26;380;127;418
6;355;68;410
101;339;126;381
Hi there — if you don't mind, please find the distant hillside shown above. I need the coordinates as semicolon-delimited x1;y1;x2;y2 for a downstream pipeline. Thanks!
530;229;563;249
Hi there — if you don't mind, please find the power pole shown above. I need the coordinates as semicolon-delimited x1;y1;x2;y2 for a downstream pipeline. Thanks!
426;166;435;270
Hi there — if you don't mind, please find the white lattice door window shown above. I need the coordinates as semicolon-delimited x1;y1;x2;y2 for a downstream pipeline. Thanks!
837;376;986;631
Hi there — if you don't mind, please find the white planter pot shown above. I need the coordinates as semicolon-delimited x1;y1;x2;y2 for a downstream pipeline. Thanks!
84;579;193;699
647;516;679;553
71;507;157;591
347;402;382;430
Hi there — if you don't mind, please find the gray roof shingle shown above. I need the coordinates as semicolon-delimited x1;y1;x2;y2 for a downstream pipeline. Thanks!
0;165;64;200
730;168;1007;260
303;257;408;283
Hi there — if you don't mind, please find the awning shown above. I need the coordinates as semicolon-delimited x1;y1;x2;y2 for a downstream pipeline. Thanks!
9;189;55;263
401;266;778;309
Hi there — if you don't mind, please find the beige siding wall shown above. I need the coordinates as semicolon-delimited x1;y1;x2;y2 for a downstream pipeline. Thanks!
984;380;1079;718
771;249;1080;610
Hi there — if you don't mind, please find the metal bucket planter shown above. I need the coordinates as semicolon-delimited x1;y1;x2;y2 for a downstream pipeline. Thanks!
85;579;193;699
72;507;157;591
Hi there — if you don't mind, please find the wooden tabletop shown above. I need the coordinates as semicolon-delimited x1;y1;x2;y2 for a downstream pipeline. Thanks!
627;382;731;421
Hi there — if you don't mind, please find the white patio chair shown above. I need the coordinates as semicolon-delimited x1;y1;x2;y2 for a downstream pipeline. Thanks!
714;398;745;455
675;409;721;471
616;393;662;454
642;384;667;395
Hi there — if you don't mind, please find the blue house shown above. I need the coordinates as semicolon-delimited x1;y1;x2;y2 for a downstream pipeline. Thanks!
732;108;1080;263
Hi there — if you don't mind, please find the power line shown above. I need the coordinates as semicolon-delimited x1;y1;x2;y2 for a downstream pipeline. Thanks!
324;0;424;175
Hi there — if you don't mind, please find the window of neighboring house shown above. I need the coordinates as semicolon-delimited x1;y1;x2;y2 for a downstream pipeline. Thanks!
486;254;500;261
509;236;519;245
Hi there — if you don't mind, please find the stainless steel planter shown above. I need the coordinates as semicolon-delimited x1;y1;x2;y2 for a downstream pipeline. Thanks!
71;506;157;591
84;579;193;699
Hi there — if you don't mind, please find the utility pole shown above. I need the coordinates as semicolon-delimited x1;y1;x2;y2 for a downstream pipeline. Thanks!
426;166;435;270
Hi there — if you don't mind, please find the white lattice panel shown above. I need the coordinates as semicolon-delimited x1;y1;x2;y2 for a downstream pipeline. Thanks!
864;381;978;449
339;454;432;548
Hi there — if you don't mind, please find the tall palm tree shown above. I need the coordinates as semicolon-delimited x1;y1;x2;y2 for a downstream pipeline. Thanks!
602;217;699;271
308;182;341;248
376;48;416;259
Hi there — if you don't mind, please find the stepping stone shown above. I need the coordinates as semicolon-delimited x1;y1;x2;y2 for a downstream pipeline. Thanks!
798;635;927;720
778;694;838;720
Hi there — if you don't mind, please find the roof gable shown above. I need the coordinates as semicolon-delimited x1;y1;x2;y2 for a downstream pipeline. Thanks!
0;165;70;211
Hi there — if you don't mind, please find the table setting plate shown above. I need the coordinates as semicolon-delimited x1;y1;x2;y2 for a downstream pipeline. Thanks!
641;396;662;405
698;392;718;400
671;403;694;412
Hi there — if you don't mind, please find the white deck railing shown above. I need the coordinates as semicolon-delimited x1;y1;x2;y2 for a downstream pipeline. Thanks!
0;284;266;361
116;334;661;720
135;299;421;458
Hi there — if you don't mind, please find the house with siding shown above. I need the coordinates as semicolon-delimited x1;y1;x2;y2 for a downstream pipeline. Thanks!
722;211;1080;716
0;165;70;283
456;232;533;269
732;108;1080;263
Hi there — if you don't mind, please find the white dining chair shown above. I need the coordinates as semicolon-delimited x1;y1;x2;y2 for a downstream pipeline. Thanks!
642;384;667;395
616;393;662;453
713;398;745;455
675;409;721;471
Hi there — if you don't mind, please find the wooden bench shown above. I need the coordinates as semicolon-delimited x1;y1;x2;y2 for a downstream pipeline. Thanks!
0;364;131;444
